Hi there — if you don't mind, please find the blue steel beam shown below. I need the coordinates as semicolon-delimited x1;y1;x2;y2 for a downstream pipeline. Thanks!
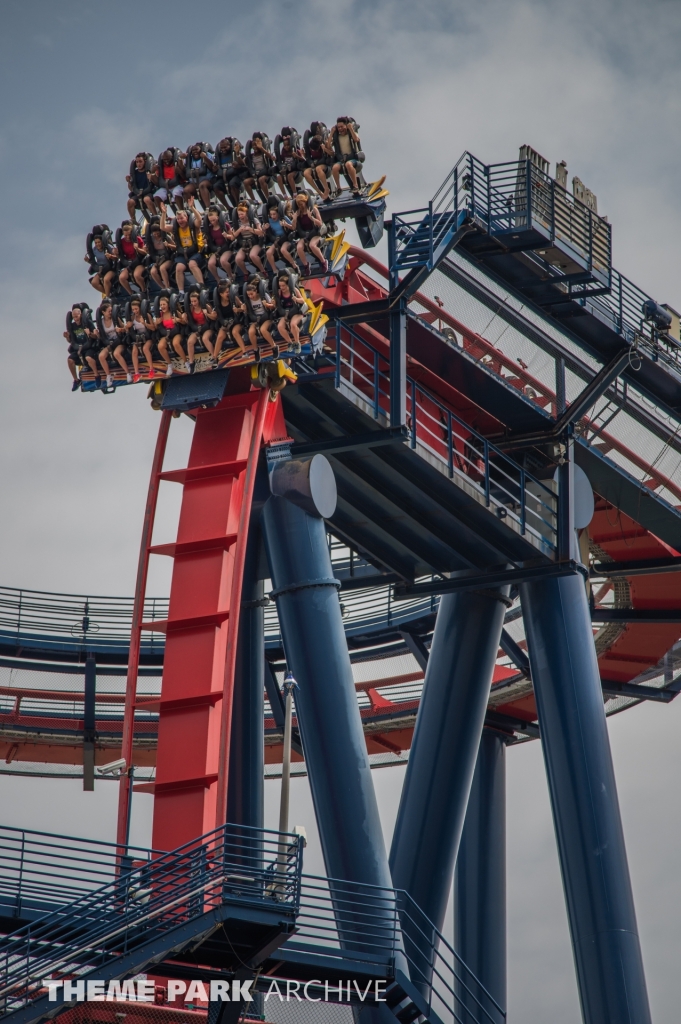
261;495;393;898
390;585;509;985
520;572;651;1024
455;729;507;1016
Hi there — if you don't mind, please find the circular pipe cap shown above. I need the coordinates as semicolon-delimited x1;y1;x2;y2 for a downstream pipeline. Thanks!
270;454;337;518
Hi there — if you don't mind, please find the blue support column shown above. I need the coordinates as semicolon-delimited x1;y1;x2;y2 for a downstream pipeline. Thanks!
455;728;507;1016
390;587;509;934
261;495;393;897
227;531;264;830
226;532;265;1023
520;573;651;1024
83;653;96;792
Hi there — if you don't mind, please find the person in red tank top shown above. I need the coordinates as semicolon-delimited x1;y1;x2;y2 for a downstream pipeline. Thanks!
117;221;148;296
185;288;217;372
152;294;183;377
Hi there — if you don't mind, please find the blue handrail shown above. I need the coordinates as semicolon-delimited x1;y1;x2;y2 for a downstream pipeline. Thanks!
392;150;681;377
331;322;557;552
0;823;302;1014
0;825;503;1024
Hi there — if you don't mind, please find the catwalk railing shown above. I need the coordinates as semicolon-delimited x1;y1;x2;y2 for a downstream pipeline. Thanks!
290;874;505;1024
0;825;503;1024
0;588;167;661
393;151;681;374
0;826;157;922
0;577;436;671
392;152;611;288
0;824;302;1016
332;322;557;553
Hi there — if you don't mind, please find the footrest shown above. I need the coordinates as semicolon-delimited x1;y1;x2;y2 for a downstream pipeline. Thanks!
161;367;231;413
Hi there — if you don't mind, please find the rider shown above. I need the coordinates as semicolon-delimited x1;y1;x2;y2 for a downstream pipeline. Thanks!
117;220;148;296
160;198;206;292
233;202;266;276
291;193;328;276
125;297;156;382
153;149;186;212
204;206;234;283
97;300;130;386
245;133;275;201
146;222;175;291
303;122;332;202
86;231;117;297
126;153;156;221
329;117;363;197
263;197;297;276
275;273;307;353
185;287;217;371
64;304;96;390
152;293;183;376
242;277;277;354
276;128;304;196
183;143;215;209
212;280;240;362
213;137;249;207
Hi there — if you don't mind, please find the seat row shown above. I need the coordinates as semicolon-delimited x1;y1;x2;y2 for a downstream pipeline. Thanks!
64;272;329;391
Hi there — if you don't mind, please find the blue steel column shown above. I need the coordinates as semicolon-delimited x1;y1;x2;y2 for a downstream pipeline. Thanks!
261;495;393;897
520;573;651;1024
455;728;507;1016
227;530;264;830
390;587;509;935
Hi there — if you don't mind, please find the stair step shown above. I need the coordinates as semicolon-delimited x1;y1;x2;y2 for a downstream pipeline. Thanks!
140;609;229;633
385;984;409;1009
395;1006;423;1024
159;458;248;484
149;534;238;558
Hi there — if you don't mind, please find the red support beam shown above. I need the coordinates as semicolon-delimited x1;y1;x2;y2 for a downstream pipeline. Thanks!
150;389;285;851
116;410;172;849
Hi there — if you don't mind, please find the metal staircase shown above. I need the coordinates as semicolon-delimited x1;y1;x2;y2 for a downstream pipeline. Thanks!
0;824;301;1024
0;827;503;1024
259;874;505;1024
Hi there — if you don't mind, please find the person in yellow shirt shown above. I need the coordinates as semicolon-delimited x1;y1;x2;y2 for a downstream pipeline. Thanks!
160;196;206;293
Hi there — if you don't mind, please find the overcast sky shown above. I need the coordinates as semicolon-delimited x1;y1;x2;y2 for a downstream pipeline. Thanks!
0;1;680;1022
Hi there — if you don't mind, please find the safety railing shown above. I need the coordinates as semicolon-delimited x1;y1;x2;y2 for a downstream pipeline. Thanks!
289;875;505;1024
0;543;438;670
0;826;157;922
483;159;611;281
391;151;612;289
397;890;505;1024
0;822;501;1024
420;151;681;371
332;322;557;552
0;587;167;660
0;823;302;1015
392;165;463;271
